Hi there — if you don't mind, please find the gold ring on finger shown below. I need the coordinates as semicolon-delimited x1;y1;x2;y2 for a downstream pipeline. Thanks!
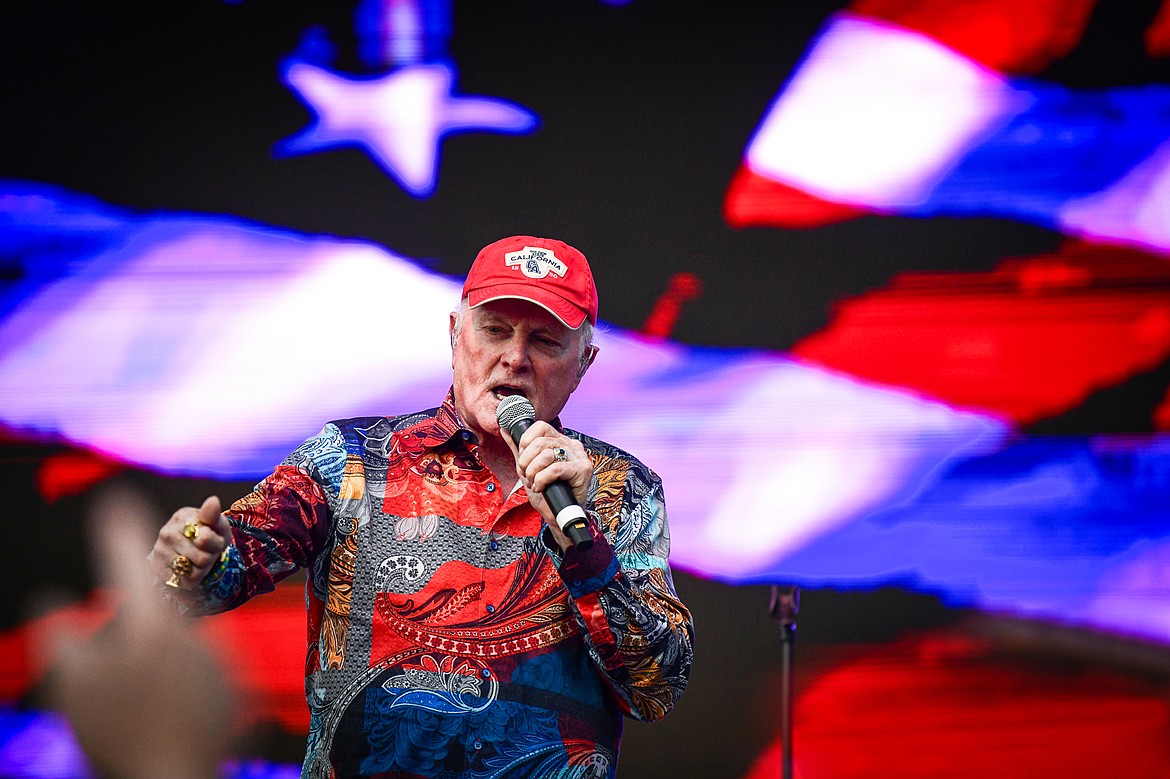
182;523;200;540
165;554;193;588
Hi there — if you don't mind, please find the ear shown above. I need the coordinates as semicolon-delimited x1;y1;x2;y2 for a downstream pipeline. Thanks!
574;344;599;386
449;312;458;367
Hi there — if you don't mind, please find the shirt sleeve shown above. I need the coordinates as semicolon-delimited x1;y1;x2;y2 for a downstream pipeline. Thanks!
549;459;695;723
182;424;342;615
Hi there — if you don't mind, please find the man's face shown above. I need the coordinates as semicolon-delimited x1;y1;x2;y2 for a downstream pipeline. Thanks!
450;298;592;443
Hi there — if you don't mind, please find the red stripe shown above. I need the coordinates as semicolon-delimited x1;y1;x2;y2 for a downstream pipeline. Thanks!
574;591;622;672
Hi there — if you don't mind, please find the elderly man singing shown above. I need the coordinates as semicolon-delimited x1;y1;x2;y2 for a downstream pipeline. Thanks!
149;235;694;779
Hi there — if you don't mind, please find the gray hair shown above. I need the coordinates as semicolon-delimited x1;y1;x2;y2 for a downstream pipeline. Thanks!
452;297;596;376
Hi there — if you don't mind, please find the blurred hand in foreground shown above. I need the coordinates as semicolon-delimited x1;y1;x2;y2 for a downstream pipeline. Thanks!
38;486;236;779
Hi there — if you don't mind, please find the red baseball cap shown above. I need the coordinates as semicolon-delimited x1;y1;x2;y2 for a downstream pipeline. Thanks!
462;235;598;329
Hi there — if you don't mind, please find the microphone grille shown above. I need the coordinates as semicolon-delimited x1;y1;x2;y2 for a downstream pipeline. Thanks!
496;394;535;429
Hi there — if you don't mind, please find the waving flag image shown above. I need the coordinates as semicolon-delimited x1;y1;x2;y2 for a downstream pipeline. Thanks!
725;0;1170;252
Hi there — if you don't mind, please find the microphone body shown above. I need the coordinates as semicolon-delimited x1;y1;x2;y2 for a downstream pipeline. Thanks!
496;396;594;551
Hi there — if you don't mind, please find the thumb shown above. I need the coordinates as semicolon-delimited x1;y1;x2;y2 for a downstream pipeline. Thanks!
197;495;222;526
199;495;235;545
198;494;233;541
501;428;522;465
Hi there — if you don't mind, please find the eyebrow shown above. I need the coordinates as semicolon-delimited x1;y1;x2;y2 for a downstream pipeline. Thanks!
480;312;564;334
474;307;572;342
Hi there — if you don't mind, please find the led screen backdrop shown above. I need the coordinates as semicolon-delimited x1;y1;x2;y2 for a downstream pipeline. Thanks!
3;1;1170;777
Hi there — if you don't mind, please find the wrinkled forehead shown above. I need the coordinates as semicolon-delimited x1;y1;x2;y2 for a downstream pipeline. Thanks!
471;298;575;337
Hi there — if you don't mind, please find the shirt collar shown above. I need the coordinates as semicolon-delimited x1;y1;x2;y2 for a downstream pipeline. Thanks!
397;388;473;452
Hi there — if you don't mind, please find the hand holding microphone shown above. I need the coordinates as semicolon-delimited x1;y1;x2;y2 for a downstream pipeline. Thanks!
496;395;594;551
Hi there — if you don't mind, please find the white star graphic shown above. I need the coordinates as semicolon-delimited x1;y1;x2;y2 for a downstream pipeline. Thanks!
276;61;537;197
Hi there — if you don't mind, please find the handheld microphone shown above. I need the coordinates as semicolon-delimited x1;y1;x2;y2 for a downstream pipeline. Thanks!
496;395;594;551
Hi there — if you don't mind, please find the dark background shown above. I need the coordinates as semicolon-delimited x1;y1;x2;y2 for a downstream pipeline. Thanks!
1;0;1079;352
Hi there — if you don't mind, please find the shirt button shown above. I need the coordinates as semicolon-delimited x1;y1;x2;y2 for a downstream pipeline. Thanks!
490;540;499;551
486;604;495;613
461;431;471;441
473;739;483;751
481;668;491;678
573;579;583;587
485;483;496;493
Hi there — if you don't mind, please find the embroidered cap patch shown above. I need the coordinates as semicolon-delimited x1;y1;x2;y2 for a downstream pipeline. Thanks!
505;246;569;279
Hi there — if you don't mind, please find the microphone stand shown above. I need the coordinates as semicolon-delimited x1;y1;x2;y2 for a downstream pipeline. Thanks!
769;585;800;779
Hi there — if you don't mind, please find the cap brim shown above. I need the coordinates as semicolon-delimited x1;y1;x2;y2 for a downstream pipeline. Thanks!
467;285;588;330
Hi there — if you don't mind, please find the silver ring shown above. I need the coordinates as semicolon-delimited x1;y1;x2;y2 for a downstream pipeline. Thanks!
553;447;568;462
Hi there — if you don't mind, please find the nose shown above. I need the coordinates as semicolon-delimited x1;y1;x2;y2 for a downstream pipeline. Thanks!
500;338;531;371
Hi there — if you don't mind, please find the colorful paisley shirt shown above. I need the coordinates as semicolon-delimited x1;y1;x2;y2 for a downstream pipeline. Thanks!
192;391;694;779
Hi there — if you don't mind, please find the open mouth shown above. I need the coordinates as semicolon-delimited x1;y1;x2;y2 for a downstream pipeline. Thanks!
492;386;527;400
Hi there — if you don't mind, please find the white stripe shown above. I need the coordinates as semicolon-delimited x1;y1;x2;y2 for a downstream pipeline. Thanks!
746;14;1028;208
